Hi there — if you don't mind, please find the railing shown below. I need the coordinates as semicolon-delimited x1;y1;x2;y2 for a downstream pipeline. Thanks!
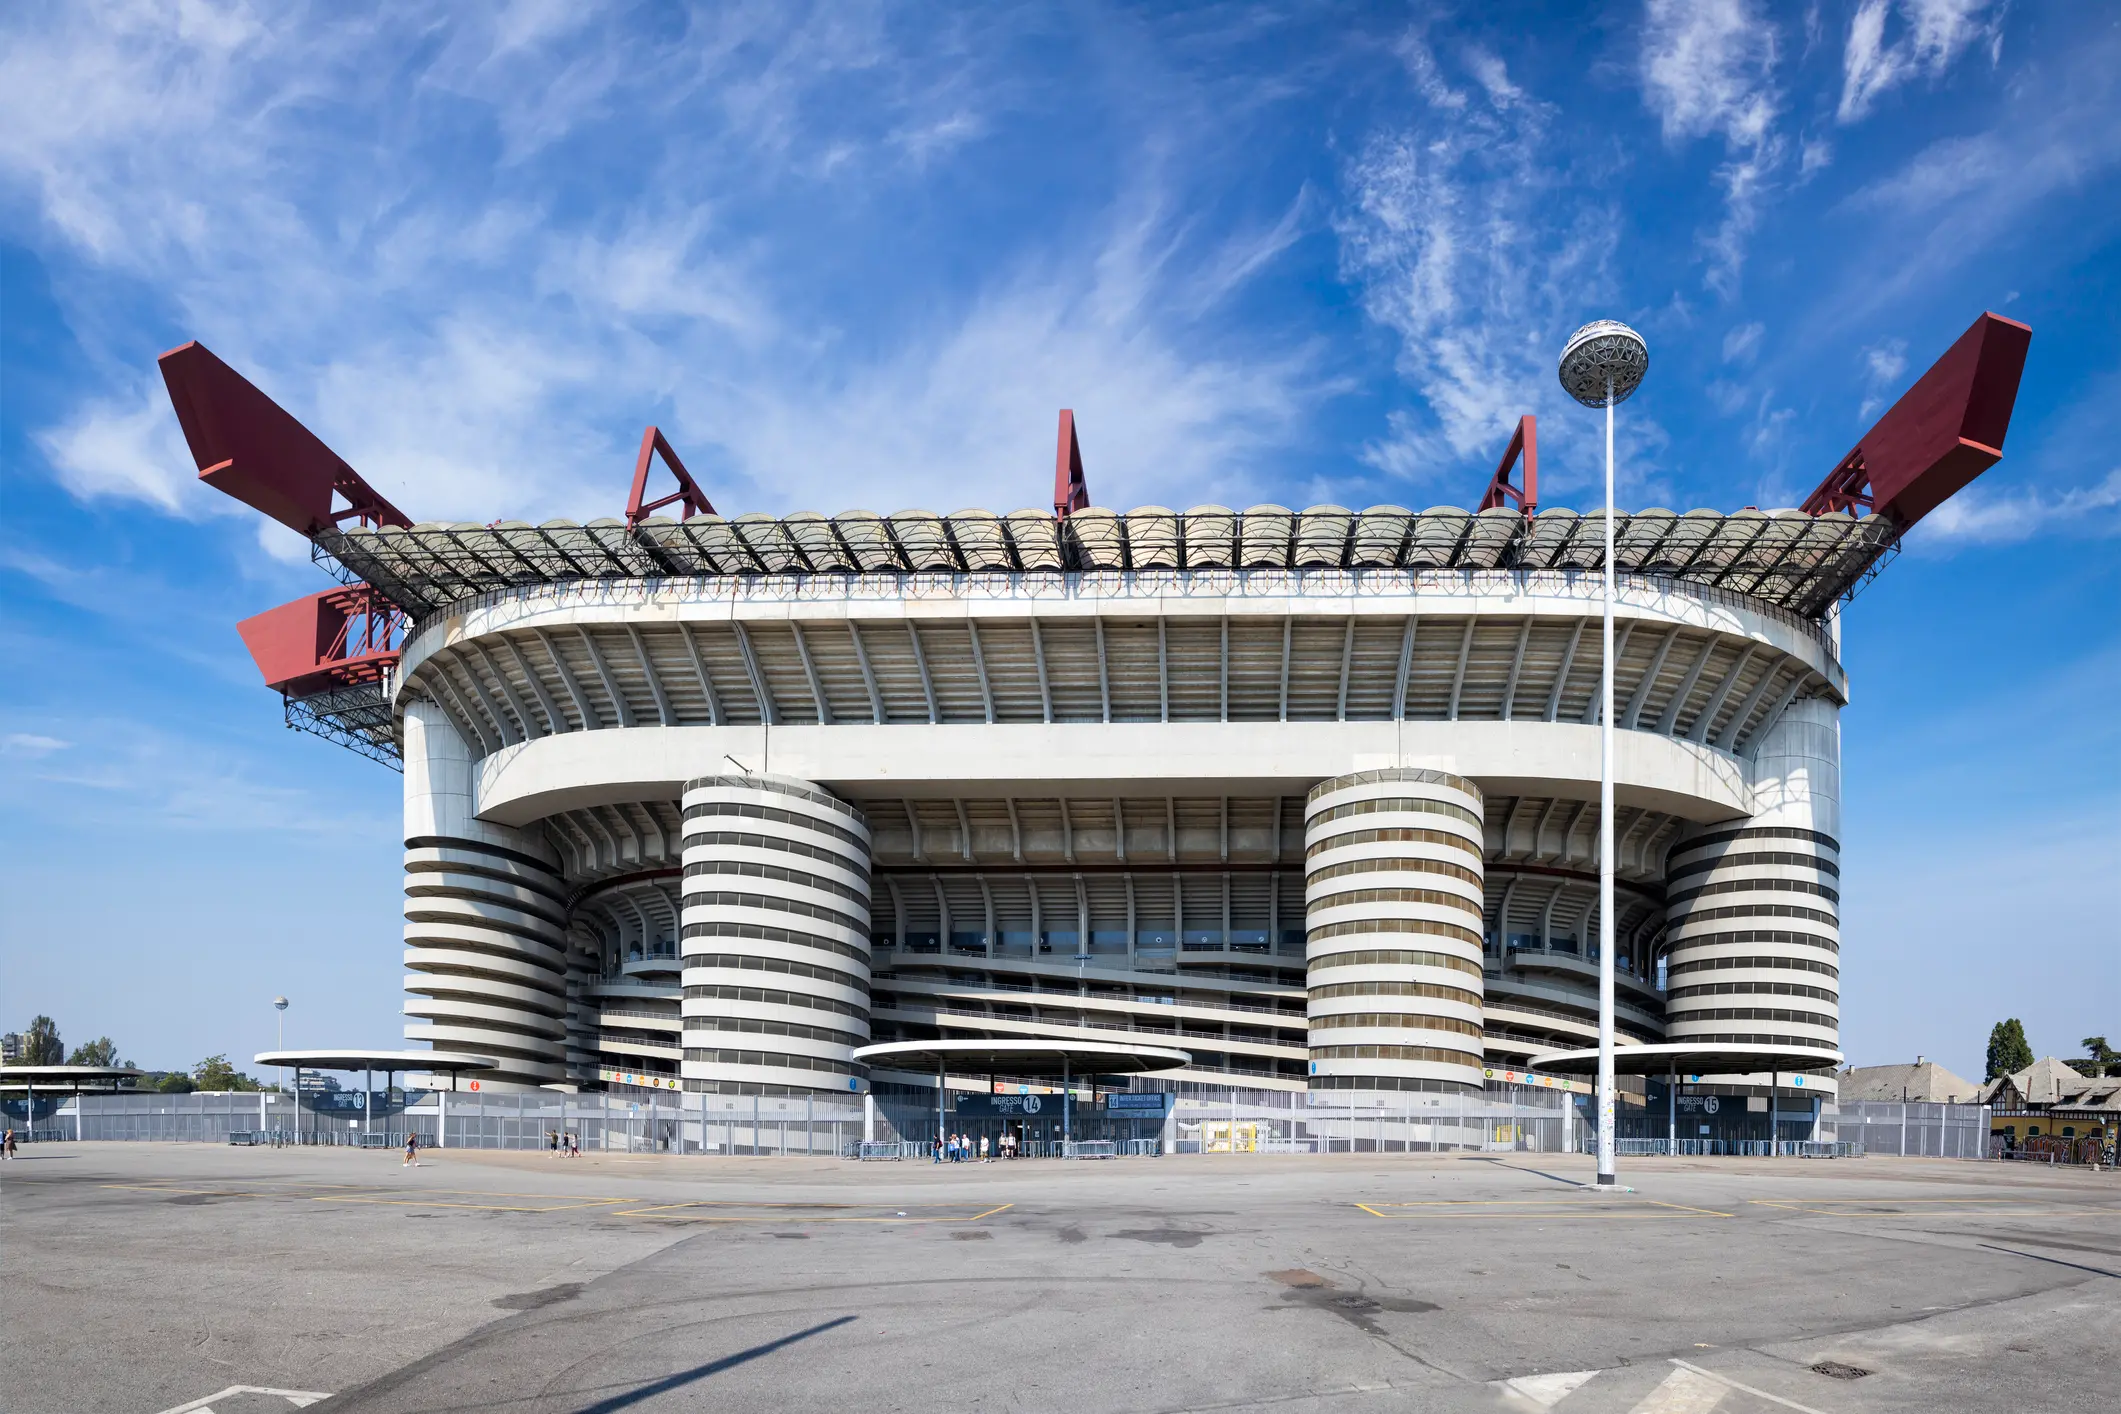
1602;1138;1864;1158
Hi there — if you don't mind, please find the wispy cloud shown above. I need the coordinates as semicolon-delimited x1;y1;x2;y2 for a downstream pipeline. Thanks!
0;4;1323;531
1639;0;1785;297
1838;0;2004;124
1919;468;2121;545
1335;37;1656;500
1;732;71;757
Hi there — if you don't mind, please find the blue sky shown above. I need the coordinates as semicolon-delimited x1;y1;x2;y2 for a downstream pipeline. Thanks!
2;1;2115;1082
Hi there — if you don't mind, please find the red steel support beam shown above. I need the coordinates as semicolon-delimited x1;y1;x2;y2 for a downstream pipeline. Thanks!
1479;415;1539;518
625;425;715;530
236;586;405;697
1053;410;1090;519
1801;311;2032;526
159;342;411;535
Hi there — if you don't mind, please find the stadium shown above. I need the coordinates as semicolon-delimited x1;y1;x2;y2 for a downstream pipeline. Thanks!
164;312;2030;1145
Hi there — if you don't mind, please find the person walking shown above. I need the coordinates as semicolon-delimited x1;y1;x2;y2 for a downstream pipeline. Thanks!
978;1133;989;1163
403;1132;420;1168
3;1126;14;1159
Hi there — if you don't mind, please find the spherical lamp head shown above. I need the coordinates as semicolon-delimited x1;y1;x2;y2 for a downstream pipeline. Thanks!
274;996;289;1011
1558;320;1649;408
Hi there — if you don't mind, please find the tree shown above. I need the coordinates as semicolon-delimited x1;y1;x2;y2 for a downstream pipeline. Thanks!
67;1037;125;1068
2076;1036;2116;1079
18;1016;63;1065
1985;1018;2034;1082
192;1054;262;1092
156;1072;196;1094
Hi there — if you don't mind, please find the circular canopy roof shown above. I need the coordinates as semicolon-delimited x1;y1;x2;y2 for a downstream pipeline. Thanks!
852;1039;1191;1078
0;1065;143;1087
1528;1042;1843;1077
254;1049;497;1073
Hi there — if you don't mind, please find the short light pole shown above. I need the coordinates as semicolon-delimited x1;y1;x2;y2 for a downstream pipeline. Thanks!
1558;319;1649;1189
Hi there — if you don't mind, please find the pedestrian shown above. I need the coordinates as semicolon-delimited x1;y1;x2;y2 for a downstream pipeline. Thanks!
978;1133;989;1163
2;1126;13;1159
403;1132;420;1167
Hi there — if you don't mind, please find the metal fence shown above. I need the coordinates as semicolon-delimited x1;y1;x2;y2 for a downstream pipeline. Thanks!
1834;1102;1991;1159
1609;1138;1864;1158
1171;1091;1572;1155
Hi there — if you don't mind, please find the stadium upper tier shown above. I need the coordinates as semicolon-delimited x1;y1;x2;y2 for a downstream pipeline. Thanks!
316;503;1893;622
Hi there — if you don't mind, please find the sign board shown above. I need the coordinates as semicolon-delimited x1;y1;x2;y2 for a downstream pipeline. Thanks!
1482;1067;1592;1096
599;1067;681;1092
955;1094;1053;1117
1103;1092;1172;1118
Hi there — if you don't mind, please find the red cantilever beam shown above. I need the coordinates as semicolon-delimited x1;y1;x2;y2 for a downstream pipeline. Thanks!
1479;415;1538;518
158;341;411;535
1800;312;2032;526
1054;410;1090;519
236;586;404;698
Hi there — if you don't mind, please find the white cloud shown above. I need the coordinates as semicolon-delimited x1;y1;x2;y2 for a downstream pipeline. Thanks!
1918;468;2121;545
1838;0;2003;124
34;384;207;516
0;5;1324;535
2;733;71;757
1638;0;1786;297
1857;337;1907;418
1336;38;1684;504
1721;321;1764;364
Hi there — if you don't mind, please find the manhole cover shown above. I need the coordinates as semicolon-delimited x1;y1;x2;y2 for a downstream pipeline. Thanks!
1811;1361;1870;1381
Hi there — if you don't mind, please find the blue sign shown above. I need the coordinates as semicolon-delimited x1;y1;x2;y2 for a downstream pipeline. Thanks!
1104;1092;1171;1117
955;1094;1053;1117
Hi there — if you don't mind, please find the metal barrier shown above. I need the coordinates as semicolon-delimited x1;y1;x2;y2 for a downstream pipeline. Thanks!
1606;1137;1865;1158
1065;1140;1118;1159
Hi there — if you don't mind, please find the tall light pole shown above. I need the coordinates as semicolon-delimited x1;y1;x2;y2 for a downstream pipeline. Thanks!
1558;319;1648;1189
273;996;289;1050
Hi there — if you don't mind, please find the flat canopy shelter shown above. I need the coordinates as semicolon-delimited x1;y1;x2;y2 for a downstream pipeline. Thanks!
1;1065;147;1142
1526;1042;1845;1150
254;1048;499;1145
1526;1042;1842;1077
852;1039;1191;1149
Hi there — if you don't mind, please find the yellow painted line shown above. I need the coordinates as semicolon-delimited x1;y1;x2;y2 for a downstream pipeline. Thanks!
1354;1199;1732;1219
101;1184;263;1197
1751;1200;2108;1218
614;1201;1015;1224
310;1194;632;1213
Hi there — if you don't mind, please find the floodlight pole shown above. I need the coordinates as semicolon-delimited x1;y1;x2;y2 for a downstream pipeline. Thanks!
1598;377;1617;1188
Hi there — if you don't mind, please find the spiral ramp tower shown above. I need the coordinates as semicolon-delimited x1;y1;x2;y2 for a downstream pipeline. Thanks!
399;700;570;1089
1303;769;1488;1093
679;776;874;1096
1661;698;1843;1063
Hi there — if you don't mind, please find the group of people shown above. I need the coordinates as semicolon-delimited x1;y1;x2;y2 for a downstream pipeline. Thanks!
934;1130;1020;1162
547;1129;580;1157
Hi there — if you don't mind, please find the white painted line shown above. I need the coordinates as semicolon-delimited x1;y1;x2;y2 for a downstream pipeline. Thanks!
1630;1366;1726;1414
1669;1360;1834;1414
155;1386;334;1414
1502;1369;1602;1407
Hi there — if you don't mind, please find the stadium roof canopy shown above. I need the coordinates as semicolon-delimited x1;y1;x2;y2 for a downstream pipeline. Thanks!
853;1039;1192;1078
1529;1042;1844;1076
312;503;1896;621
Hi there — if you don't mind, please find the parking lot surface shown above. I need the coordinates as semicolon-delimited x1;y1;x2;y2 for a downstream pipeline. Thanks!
2;1143;2113;1412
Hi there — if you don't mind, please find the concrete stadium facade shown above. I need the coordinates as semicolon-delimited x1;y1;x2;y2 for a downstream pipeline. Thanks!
161;310;2033;1117
395;566;1845;1101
